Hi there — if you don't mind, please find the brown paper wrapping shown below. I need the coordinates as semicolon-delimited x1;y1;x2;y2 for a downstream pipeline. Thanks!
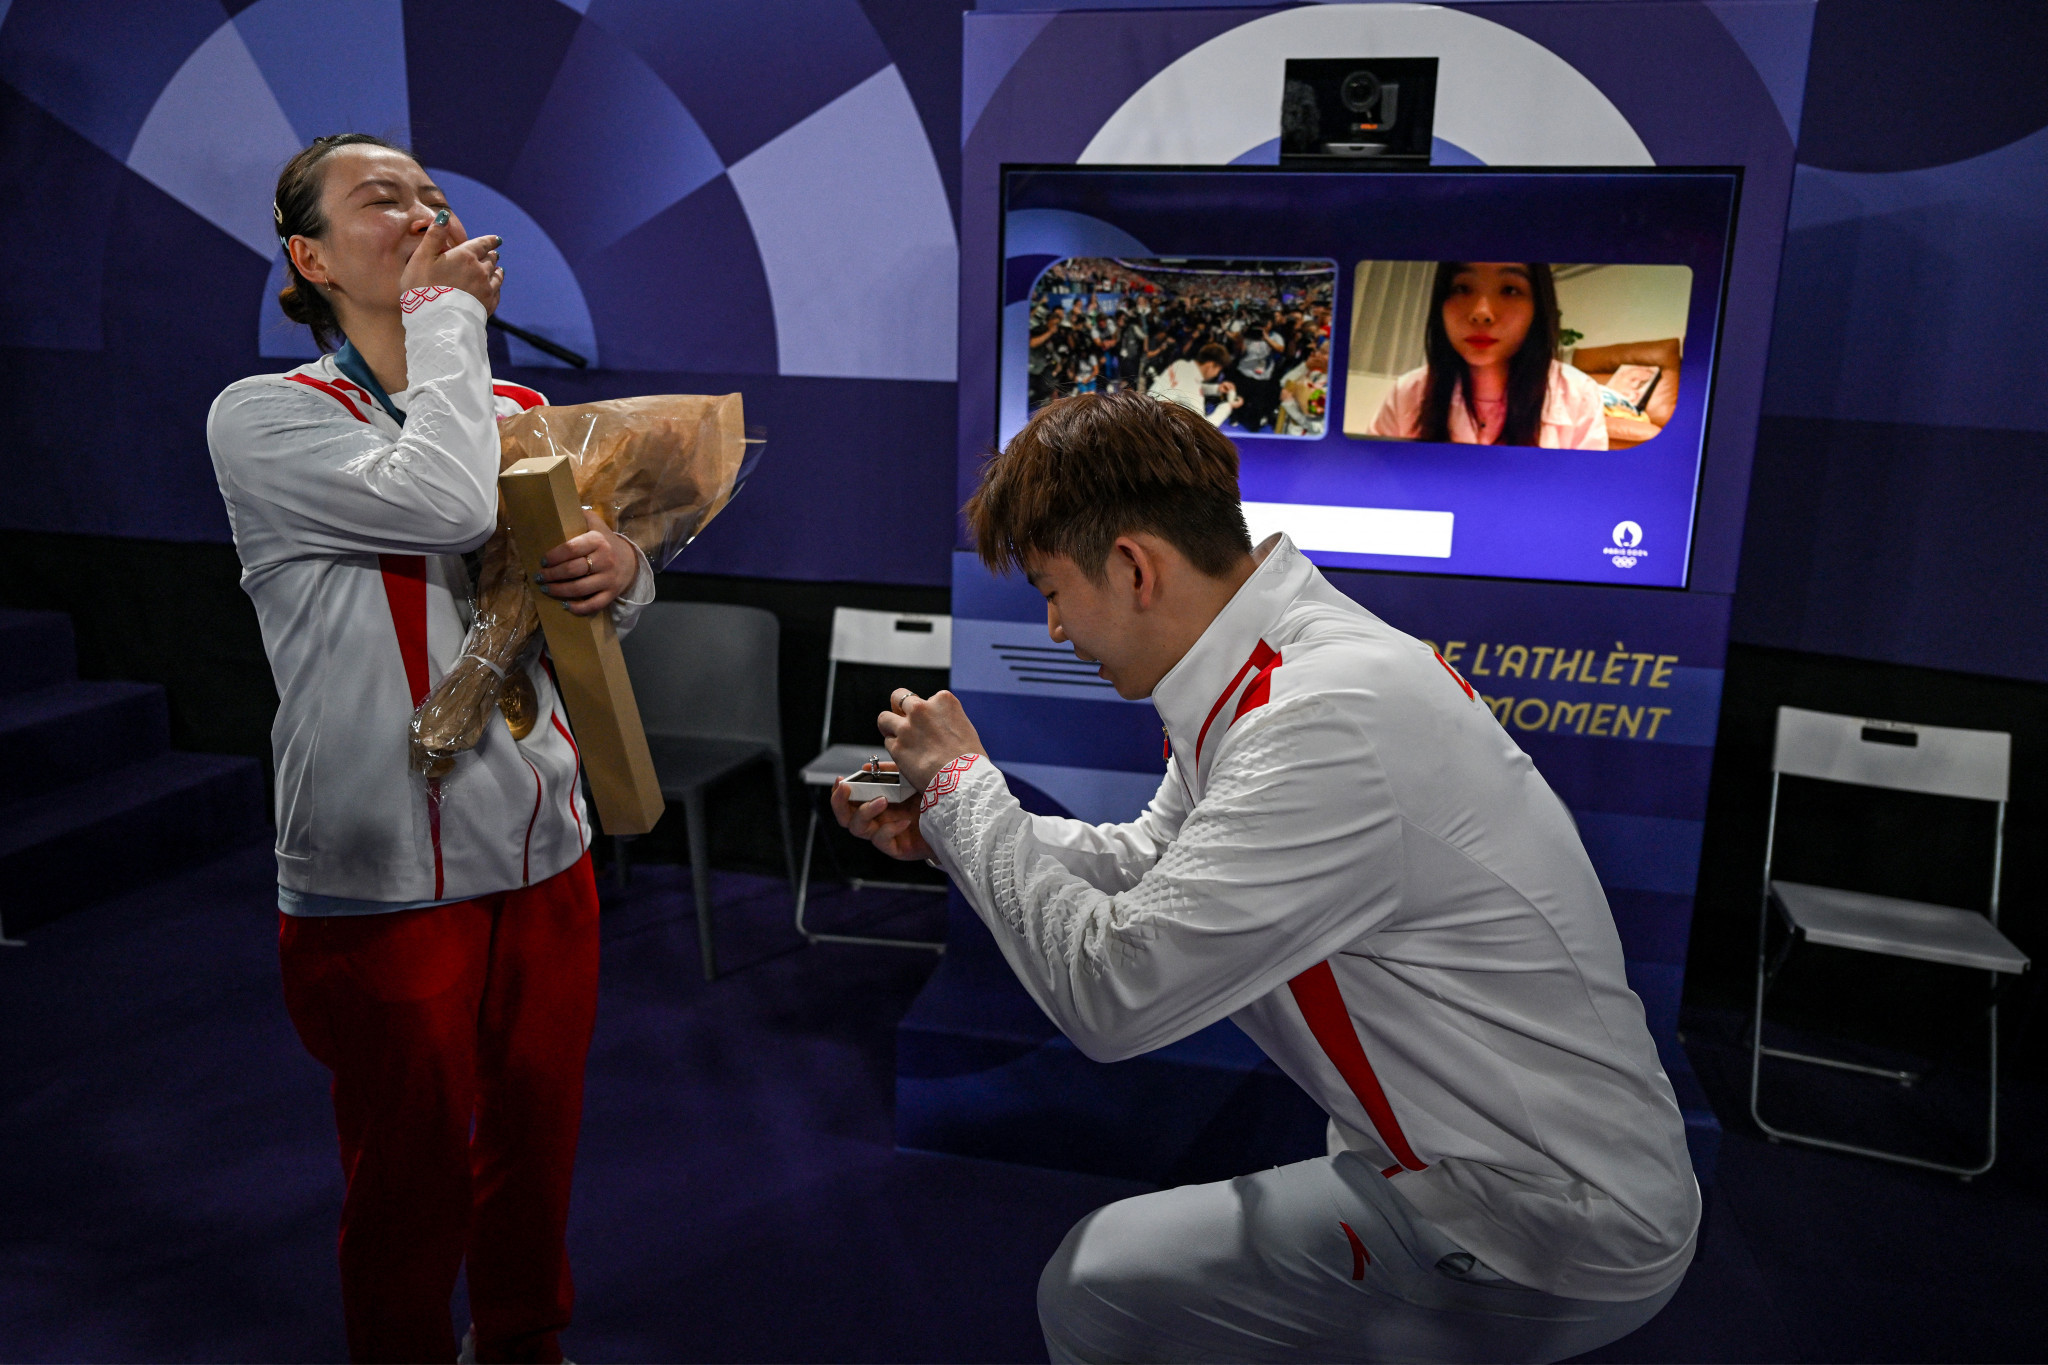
408;393;747;776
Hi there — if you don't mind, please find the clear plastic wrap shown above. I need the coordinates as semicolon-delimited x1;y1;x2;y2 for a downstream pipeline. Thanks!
409;394;760;776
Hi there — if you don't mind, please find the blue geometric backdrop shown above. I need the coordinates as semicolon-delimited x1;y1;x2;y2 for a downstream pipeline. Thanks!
0;0;968;583
3;0;2047;675
1730;0;2048;682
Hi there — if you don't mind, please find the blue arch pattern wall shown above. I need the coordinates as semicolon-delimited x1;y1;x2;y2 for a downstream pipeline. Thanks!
0;0;970;585
4;0;2045;664
1733;0;2048;684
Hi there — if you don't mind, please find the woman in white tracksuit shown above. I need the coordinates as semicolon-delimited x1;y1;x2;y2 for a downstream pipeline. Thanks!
207;135;652;1364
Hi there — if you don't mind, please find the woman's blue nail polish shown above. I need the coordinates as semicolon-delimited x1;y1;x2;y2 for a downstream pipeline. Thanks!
434;209;450;226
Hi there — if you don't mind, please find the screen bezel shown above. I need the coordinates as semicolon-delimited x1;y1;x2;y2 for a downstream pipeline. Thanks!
995;162;1745;594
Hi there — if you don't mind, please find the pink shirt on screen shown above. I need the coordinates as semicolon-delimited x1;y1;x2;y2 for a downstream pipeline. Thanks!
1368;360;1609;448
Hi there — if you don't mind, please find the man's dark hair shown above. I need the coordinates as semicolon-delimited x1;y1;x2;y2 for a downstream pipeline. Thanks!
1196;342;1231;367
965;391;1253;581
272;133;418;351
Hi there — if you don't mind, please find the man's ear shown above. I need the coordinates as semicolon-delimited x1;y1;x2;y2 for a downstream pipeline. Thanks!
1112;535;1164;609
1106;539;1142;597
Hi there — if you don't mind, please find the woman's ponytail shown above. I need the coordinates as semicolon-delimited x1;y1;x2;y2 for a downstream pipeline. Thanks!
272;133;415;353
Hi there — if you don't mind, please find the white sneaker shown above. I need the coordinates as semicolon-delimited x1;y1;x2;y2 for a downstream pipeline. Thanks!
456;1326;574;1365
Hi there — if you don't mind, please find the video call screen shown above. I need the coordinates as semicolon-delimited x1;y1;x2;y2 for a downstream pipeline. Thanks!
999;166;1741;588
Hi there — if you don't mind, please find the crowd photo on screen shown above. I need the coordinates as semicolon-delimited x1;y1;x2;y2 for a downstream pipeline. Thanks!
1342;260;1693;451
1027;257;1335;436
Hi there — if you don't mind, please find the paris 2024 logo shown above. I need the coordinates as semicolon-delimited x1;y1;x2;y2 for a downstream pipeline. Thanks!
1605;521;1645;569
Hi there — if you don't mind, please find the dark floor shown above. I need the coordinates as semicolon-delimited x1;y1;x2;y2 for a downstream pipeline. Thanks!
2;842;2044;1362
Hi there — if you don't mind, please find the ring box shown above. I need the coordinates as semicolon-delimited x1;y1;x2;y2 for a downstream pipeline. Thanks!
842;762;915;804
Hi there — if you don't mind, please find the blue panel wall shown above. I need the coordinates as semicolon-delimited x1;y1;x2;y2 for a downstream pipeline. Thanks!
904;0;1806;1185
3;0;2037;656
0;0;972;586
1732;0;2048;683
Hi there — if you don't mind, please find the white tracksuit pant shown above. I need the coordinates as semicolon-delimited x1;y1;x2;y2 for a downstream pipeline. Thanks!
1037;1134;1680;1364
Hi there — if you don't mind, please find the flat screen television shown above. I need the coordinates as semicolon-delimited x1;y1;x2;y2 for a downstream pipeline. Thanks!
998;165;1741;588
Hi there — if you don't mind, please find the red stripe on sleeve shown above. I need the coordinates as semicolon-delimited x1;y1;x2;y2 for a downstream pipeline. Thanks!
286;373;370;423
1288;960;1429;1172
1434;651;1475;700
492;382;547;412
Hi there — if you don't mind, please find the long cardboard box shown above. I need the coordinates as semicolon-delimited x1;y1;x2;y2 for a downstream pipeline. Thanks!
499;454;665;836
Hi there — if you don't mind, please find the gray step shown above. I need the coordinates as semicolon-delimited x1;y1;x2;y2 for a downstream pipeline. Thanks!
0;751;268;933
0;681;169;800
0;610;77;696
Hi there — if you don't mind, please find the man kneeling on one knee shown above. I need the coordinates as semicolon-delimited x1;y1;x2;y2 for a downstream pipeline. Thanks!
834;391;1699;1364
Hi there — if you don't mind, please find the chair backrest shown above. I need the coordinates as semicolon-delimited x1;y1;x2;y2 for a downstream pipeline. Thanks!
830;607;951;667
818;608;952;752
1772;706;2010;803
619;601;781;751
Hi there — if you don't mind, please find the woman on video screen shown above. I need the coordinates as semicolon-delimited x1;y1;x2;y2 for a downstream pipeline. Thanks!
1369;261;1607;449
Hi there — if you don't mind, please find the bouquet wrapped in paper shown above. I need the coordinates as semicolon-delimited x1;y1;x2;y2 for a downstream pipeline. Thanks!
409;393;755;775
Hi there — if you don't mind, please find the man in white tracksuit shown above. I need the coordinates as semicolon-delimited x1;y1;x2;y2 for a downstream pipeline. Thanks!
1148;342;1241;426
837;390;1698;1362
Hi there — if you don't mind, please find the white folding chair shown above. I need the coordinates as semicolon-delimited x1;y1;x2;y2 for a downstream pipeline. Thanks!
1752;706;2030;1177
794;607;951;952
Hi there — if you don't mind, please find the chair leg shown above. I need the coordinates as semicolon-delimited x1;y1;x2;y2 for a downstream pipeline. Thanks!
817;790;855;887
683;789;715;982
1753;933;2003;1177
1749;886;1774;1134
613;835;631;893
773;758;800;891
794;805;821;941
792;792;942;953
1976;993;2000;1180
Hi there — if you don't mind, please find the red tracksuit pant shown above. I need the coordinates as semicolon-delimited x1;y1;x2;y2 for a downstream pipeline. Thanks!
279;852;600;1364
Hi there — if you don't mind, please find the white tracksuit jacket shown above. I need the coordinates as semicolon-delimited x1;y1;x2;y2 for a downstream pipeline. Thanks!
920;536;1700;1303
207;288;651;904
